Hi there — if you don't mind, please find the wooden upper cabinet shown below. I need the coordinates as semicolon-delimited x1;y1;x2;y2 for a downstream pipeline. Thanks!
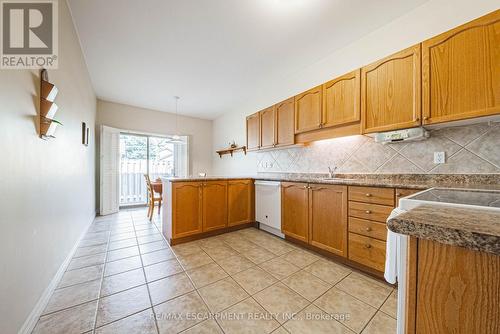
422;10;500;125
228;179;254;226
275;97;295;146
246;112;260;151
322;70;361;128
202;181;227;232
260;106;276;149
361;44;422;134
295;85;322;134
309;184;348;257
281;182;309;242
172;182;202;238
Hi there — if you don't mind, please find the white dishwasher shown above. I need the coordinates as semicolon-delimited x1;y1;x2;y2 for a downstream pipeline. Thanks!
255;181;284;238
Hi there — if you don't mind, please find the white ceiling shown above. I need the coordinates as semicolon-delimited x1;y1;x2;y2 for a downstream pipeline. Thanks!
68;0;427;119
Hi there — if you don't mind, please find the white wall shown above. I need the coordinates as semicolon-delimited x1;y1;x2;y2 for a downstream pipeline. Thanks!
96;100;213;178
0;1;96;333
212;0;500;175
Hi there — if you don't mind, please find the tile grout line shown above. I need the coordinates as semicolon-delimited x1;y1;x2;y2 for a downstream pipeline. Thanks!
214;232;315;329
89;212;116;333
132;213;162;334
176;240;230;333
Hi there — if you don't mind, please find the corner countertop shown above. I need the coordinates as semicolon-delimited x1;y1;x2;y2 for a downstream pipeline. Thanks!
388;204;500;255
162;173;500;191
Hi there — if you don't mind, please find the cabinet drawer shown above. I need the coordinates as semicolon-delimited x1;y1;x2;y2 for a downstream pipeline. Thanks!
349;202;393;223
349;186;394;206
348;233;386;272
349;217;387;241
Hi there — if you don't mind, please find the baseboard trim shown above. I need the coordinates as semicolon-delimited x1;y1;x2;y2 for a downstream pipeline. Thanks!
18;212;96;334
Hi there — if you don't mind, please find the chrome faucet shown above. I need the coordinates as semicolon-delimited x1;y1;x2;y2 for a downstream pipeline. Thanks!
328;166;338;178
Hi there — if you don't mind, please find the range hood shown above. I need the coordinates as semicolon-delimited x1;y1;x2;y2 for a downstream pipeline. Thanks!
374;127;429;144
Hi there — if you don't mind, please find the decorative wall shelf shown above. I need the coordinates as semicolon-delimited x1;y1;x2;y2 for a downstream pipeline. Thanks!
216;146;247;158
39;69;61;139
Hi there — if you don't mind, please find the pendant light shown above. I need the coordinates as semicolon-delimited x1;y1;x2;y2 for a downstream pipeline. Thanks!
170;96;184;144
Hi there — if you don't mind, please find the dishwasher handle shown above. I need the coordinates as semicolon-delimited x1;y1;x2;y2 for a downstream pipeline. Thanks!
254;181;281;187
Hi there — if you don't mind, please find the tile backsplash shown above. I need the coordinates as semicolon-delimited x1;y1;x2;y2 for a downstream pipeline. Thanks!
256;122;500;174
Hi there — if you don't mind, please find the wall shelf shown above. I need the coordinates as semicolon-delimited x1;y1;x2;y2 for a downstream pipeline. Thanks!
39;69;61;139
216;146;247;158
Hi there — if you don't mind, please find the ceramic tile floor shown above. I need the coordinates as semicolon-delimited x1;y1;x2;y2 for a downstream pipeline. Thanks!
32;207;397;334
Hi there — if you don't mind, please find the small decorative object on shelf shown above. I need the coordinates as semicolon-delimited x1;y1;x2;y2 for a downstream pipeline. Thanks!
229;140;237;148
39;69;62;139
216;145;247;158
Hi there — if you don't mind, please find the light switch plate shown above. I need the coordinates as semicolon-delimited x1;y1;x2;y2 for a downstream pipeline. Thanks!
434;152;446;164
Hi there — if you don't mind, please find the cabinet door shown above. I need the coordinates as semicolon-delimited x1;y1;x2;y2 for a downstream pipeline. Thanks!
322;70;361;128
361;44;422;133
172;182;202;238
246;112;260;151
309;185;348;257
281;182;309;242
228;179;254;226
295;86;322;134
276;97;295;146
260;106;276;149
202;181;228;232
422;10;500;125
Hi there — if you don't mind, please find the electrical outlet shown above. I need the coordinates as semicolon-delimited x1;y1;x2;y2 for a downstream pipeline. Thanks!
434;152;446;164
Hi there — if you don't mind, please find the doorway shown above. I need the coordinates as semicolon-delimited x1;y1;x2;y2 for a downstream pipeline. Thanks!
119;133;183;206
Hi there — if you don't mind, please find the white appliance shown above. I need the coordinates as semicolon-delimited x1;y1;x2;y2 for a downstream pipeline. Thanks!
374;127;429;144
386;188;500;334
255;180;283;238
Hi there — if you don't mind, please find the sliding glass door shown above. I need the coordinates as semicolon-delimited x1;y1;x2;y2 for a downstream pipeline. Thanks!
119;133;186;206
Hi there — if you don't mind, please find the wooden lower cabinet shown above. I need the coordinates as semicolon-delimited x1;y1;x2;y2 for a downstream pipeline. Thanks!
309;184;348;256
172;182;203;238
281;182;309;243
281;182;348;257
406;238;500;334
202;181;227;232
166;179;256;244
228;179;254;226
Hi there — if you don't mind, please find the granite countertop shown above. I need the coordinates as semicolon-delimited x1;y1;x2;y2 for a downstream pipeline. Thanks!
388;204;500;255
162;173;500;191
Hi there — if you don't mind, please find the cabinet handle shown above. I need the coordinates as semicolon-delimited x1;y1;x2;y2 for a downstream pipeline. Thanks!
364;244;372;249
396;193;402;197
365;227;372;232
303;186;308;189
415;117;420;122
423;116;429;121
365;210;372;214
365;193;372;197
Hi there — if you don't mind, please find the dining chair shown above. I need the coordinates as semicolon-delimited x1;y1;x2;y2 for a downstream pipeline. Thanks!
144;174;162;221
